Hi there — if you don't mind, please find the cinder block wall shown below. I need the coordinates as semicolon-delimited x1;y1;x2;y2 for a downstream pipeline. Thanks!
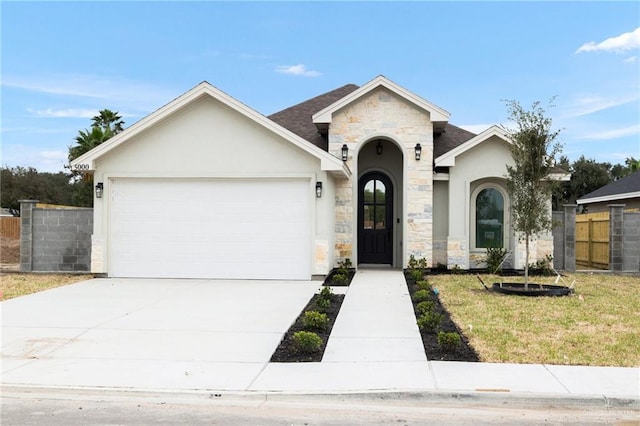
552;211;565;270
20;201;93;272
623;212;640;272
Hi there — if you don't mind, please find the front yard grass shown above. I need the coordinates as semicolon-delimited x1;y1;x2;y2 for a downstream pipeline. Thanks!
432;272;640;367
0;273;93;301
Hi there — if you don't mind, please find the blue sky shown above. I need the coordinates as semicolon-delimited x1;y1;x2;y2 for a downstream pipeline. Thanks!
2;1;639;173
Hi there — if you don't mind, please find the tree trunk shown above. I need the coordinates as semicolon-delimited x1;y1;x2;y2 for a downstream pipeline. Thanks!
524;234;530;290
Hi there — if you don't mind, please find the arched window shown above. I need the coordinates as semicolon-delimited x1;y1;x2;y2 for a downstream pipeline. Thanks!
475;187;504;248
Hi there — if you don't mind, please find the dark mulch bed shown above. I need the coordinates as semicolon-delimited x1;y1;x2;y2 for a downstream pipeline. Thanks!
322;267;356;286
405;270;480;362
270;292;345;362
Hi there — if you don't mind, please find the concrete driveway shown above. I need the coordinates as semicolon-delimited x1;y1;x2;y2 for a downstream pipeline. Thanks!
1;278;318;391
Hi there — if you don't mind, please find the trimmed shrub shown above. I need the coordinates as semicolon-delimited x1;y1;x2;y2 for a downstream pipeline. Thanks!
302;310;329;331
292;331;323;354
412;289;431;303
416;280;431;290
332;272;348;286
409;269;423;282
319;286;333;301
437;331;461;351
485;247;507;273
315;297;331;313
417;311;443;332
415;300;435;316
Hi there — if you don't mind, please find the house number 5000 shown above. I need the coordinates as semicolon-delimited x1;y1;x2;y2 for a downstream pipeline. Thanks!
73;164;90;170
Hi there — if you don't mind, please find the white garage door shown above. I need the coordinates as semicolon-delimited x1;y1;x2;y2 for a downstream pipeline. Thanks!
109;178;311;279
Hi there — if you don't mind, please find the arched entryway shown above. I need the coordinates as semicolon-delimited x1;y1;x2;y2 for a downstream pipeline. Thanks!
358;171;394;264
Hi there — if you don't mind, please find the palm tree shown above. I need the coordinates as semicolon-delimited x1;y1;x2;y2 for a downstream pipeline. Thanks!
68;126;113;162
91;109;124;135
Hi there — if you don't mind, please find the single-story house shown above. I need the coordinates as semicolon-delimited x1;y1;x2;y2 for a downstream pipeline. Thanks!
577;170;640;213
71;75;562;280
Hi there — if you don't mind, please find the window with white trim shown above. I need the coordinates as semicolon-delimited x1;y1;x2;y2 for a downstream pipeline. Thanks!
475;187;504;248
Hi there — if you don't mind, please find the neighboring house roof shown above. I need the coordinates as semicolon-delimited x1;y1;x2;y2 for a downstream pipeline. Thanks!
577;170;640;205
269;84;360;151
70;81;350;177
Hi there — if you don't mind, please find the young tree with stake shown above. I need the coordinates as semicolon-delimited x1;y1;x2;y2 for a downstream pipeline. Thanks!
503;99;562;288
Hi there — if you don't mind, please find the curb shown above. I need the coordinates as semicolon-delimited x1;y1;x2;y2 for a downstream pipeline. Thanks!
2;385;638;411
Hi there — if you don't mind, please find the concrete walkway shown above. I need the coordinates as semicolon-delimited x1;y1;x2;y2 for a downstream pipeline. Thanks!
322;268;426;362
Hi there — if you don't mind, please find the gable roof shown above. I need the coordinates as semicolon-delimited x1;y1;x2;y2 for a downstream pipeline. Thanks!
312;75;450;133
70;81;349;177
269;84;359;151
270;79;475;156
435;125;510;167
577;170;640;205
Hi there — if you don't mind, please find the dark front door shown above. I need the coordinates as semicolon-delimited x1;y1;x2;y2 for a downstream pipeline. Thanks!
358;172;393;264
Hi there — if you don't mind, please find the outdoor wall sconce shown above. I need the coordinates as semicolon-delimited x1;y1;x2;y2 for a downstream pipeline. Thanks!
95;182;104;198
415;143;422;161
376;140;383;155
316;181;323;198
341;144;348;161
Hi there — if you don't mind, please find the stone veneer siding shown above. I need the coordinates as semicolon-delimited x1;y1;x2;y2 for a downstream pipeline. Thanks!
328;88;433;266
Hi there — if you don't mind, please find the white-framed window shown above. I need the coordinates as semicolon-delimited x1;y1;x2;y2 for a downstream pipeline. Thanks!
471;184;507;249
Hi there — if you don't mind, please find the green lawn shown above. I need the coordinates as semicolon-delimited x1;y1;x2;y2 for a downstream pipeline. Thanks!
430;272;640;367
0;273;93;301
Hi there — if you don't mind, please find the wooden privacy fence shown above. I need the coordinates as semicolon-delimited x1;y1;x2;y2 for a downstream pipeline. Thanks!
576;211;609;270
1;217;21;240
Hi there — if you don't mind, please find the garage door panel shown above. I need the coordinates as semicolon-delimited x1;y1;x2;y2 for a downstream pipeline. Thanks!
110;179;311;279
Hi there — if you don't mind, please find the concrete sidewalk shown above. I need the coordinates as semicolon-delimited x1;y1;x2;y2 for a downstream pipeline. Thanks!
1;274;638;409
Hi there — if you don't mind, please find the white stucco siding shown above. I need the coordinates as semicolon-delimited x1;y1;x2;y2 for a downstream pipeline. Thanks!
448;136;511;238
96;96;319;175
446;136;512;268
90;96;336;278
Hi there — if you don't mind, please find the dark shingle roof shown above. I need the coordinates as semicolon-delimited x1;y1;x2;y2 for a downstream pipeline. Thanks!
578;170;640;201
269;84;360;151
434;124;477;159
268;83;476;155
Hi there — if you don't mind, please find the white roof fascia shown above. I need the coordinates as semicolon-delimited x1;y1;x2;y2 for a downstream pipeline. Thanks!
547;172;571;182
577;191;640;205
435;125;510;167
312;75;450;124
71;82;349;177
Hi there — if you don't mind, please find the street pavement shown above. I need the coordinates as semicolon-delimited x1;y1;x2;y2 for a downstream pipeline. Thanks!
1;272;638;411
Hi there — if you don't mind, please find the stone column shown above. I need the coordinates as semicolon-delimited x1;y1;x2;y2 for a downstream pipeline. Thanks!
608;204;625;272
19;200;38;272
563;204;577;272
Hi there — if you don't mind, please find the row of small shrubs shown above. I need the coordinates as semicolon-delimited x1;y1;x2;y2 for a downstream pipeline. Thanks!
291;286;334;354
408;257;461;352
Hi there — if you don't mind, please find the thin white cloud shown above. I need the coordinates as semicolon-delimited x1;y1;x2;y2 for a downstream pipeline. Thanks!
30;108;97;118
576;27;640;54
623;56;637;63
2;74;176;111
275;64;321;77
562;94;639;118
582;124;640;140
29;108;140;119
